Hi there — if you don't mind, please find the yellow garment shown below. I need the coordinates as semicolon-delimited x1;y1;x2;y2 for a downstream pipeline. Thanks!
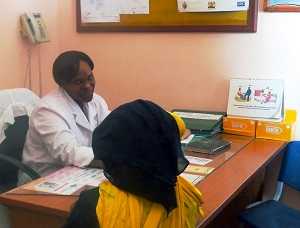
96;176;204;228
169;112;186;138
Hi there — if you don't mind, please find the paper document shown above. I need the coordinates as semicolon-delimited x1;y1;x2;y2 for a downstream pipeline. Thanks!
81;0;120;22
185;165;214;175
177;0;249;12
23;166;107;195
181;134;194;144
185;155;212;166
174;111;223;121
120;0;149;14
180;173;204;184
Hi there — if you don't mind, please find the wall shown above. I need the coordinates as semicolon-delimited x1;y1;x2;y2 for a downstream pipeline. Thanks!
0;3;60;226
0;1;299;138
57;0;300;138
0;0;60;95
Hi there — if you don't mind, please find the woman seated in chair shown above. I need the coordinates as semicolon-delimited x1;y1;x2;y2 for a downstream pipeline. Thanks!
20;51;110;182
64;99;204;228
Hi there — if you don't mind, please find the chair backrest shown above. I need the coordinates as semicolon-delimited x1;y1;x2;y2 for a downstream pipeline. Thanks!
0;88;40;190
279;141;300;192
0;116;29;188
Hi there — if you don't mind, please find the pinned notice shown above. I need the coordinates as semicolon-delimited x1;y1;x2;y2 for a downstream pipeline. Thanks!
177;0;249;12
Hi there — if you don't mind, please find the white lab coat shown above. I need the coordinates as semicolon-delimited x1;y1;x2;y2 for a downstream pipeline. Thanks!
22;87;109;177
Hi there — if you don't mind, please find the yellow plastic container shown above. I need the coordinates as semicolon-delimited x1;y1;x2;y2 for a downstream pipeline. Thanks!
285;109;297;124
256;109;297;141
223;116;256;137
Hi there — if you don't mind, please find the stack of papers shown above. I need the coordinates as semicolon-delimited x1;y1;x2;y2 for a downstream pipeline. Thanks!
179;155;213;184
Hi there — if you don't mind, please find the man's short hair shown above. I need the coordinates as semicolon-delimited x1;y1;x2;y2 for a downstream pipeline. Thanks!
52;50;94;86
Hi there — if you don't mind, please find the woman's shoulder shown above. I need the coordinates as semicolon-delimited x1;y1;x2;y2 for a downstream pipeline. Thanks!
92;93;108;106
91;93;110;116
31;89;71;119
38;89;67;109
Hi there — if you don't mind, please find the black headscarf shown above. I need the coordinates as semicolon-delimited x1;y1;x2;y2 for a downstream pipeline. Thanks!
92;99;189;212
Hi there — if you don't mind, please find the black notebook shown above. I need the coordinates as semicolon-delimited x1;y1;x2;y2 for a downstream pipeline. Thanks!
186;137;231;154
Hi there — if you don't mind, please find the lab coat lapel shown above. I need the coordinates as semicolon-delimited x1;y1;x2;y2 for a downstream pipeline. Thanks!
60;88;92;132
73;110;91;132
87;102;98;127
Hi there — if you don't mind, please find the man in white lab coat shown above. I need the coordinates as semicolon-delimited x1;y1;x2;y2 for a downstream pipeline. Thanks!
21;51;110;180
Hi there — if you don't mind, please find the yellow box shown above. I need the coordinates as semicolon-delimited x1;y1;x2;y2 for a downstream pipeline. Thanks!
256;109;297;141
256;121;295;141
223;116;256;137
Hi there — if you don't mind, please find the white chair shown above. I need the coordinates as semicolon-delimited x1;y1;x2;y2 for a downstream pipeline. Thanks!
0;88;41;228
0;88;41;192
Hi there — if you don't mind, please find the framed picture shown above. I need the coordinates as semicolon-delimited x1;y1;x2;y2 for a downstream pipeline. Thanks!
264;0;300;12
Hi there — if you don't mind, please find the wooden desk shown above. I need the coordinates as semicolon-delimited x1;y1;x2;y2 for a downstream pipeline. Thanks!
197;138;286;227
0;135;286;228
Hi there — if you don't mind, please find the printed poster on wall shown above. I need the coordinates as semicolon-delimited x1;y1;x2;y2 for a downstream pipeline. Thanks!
177;0;249;12
227;79;284;120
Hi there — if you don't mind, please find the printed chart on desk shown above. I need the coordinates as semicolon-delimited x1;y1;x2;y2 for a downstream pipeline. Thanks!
22;164;207;195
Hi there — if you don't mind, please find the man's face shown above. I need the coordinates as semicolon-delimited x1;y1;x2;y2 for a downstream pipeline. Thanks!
62;60;95;106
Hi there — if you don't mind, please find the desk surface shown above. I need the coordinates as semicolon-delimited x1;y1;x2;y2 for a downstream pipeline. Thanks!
197;138;286;227
0;135;286;227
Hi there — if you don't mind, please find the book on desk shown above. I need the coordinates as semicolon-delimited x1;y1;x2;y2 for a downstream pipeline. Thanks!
173;109;230;154
185;137;231;154
172;109;225;137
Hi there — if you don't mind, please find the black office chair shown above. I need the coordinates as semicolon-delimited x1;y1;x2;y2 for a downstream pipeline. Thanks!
239;141;300;228
0;89;41;193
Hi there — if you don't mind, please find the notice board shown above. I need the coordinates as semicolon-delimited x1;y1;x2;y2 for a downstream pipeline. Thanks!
76;0;258;32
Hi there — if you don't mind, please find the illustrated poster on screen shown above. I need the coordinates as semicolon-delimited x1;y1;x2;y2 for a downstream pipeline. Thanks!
227;79;284;120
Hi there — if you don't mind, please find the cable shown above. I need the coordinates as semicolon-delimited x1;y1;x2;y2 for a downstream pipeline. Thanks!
23;47;31;88
28;47;32;90
37;44;42;97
